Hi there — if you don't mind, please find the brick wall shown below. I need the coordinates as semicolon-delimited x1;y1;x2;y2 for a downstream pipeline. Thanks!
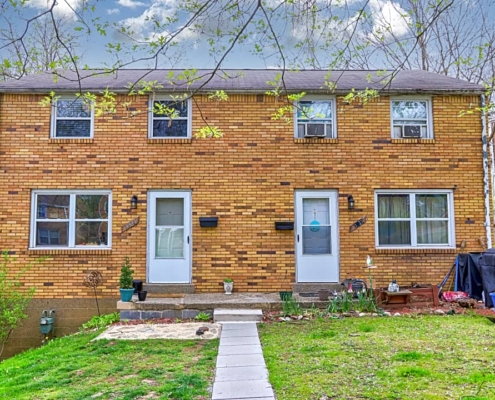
0;92;486;296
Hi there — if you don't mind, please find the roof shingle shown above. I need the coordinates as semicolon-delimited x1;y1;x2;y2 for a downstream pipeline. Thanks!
0;69;484;94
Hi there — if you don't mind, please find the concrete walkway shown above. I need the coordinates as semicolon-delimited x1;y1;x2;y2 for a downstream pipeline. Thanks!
212;322;275;400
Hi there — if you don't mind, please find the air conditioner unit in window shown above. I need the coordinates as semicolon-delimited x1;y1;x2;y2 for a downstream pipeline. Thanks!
402;125;422;138
304;123;326;137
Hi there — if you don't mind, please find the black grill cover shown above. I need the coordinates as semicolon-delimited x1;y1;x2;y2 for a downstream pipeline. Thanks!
456;253;483;301
479;248;495;307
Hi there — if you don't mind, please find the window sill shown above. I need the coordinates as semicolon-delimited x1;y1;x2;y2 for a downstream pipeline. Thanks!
28;248;112;255
294;138;338;144
375;248;457;254
391;138;435;144
148;138;192;144
49;138;94;144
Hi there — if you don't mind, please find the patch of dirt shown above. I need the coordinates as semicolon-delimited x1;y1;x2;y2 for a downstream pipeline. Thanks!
261;300;495;322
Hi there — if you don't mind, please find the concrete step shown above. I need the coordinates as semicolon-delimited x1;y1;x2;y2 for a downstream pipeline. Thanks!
214;308;263;322
144;283;195;294
292;283;342;293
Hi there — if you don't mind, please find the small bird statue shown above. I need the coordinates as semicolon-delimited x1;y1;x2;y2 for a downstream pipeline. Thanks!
366;255;373;267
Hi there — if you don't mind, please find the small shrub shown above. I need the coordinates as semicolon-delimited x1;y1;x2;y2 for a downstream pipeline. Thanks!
119;256;134;289
356;290;377;313
325;291;377;314
195;312;211;321
0;251;42;357
81;312;120;331
282;297;303;316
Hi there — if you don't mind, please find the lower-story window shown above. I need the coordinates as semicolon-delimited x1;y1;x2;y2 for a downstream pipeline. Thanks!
375;190;454;248
31;190;111;248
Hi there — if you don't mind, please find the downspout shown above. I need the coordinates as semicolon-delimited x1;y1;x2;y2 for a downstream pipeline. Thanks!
490;117;495;245
481;94;492;248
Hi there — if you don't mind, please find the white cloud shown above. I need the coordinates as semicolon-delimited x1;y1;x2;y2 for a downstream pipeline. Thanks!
107;8;120;15
368;0;411;41
117;0;146;9
27;0;84;18
117;0;187;41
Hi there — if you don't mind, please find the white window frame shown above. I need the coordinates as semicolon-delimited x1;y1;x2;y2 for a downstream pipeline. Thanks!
390;96;433;139
148;97;192;139
50;96;95;139
30;190;112;249
293;95;337;139
375;189;455;248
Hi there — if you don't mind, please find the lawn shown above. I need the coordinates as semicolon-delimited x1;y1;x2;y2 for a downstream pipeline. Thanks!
259;314;495;400
0;331;218;400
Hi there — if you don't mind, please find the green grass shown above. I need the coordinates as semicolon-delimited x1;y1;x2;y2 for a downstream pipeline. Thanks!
0;331;218;400
259;314;495;400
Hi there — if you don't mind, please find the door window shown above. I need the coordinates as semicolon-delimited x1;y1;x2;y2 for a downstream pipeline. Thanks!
155;198;184;258
302;198;331;255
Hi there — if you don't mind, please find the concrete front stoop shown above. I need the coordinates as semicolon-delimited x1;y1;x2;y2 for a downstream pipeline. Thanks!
292;282;342;294
117;292;336;321
213;309;263;323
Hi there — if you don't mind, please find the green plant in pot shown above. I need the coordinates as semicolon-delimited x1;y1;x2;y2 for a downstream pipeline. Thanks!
119;256;135;302
223;277;233;295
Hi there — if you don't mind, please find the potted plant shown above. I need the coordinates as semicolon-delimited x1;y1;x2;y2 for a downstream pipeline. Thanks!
119;256;135;302
223;278;233;295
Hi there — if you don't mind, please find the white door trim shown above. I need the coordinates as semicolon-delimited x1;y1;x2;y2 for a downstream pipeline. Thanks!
295;190;340;283
147;190;192;283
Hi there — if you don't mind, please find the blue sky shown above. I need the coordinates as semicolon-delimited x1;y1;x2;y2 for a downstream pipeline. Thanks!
5;0;495;71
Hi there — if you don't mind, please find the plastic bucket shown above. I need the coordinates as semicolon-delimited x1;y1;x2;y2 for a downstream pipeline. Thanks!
490;292;495;307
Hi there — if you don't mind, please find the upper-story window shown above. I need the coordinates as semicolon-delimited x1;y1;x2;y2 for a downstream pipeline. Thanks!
294;98;336;138
391;98;433;139
51;97;94;138
31;190;111;249
375;190;454;248
149;98;191;138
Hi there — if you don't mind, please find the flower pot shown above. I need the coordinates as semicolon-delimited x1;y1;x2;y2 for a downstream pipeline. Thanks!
318;289;330;301
119;288;134;302
279;291;293;301
137;290;147;301
224;281;233;295
132;280;143;293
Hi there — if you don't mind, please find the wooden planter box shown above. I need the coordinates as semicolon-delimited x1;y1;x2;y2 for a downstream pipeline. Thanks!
374;284;439;309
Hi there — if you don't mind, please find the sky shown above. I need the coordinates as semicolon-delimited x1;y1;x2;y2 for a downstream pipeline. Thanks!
4;0;495;71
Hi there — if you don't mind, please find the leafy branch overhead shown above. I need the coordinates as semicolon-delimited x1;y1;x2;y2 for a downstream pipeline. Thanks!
3;0;495;118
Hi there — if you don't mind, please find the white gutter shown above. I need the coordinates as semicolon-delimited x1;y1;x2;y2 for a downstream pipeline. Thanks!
481;94;492;248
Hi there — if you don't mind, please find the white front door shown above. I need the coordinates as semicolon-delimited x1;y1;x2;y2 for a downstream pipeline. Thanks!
148;191;191;283
295;190;339;282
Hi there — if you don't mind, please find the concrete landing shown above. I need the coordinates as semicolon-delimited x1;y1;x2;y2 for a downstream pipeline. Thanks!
292;282;342;293
212;322;275;400
214;309;263;323
117;292;332;320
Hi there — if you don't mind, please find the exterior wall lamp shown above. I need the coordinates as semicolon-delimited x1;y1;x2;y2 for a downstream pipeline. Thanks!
348;195;355;210
130;195;138;210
